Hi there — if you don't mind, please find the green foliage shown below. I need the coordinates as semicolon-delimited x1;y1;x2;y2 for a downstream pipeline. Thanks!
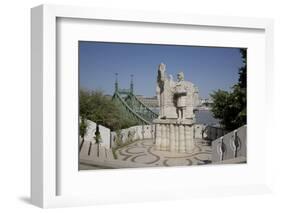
79;117;88;152
238;49;247;89
79;89;138;131
79;117;88;138
210;86;246;131
112;148;118;160
210;49;247;131
94;133;102;144
114;130;123;146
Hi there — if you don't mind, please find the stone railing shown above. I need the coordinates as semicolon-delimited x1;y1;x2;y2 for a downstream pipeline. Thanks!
81;119;111;149
80;141;114;162
111;125;155;148
80;121;157;168
194;124;228;141
212;125;247;163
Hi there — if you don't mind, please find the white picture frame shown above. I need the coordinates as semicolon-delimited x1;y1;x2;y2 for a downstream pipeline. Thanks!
31;4;274;208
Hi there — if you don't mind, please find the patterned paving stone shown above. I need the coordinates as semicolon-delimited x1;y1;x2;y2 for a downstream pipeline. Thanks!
116;138;212;167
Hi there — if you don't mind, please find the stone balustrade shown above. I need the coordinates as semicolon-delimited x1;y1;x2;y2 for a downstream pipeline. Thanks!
194;124;228;141
111;124;155;148
81;119;111;149
212;125;247;163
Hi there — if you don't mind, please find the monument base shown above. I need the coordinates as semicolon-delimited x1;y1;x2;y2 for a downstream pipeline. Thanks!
153;118;195;153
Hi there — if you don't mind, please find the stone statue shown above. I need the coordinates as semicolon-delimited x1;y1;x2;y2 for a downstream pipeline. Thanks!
156;63;166;118
154;63;199;153
169;74;174;82
156;63;198;120
174;72;187;119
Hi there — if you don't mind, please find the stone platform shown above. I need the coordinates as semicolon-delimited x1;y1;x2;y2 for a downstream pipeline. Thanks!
116;139;211;167
153;118;195;153
80;139;212;169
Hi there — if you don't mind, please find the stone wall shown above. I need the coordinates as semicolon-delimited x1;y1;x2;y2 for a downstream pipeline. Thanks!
193;124;227;141
111;125;155;148
82;119;111;149
212;125;247;163
194;124;206;139
80;142;114;163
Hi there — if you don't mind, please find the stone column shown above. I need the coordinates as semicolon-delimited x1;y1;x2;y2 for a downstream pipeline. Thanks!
190;126;194;149
185;125;194;153
169;124;176;152
179;125;185;153
190;125;194;150
155;124;161;150
175;125;179;152
166;124;170;151
161;124;167;151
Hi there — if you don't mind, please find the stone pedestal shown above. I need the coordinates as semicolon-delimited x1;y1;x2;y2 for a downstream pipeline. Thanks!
154;119;195;153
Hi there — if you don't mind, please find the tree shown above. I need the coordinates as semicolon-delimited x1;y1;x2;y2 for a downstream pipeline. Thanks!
94;123;102;157
79;89;138;131
238;49;247;89
210;49;247;131
79;117;88;152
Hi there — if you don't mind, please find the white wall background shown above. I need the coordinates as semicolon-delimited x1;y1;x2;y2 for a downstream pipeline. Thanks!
0;0;280;212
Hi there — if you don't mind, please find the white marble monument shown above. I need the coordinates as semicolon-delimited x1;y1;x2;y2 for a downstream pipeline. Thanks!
154;63;199;153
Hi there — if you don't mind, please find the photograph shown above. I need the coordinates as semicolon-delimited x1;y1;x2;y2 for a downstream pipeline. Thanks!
78;41;247;170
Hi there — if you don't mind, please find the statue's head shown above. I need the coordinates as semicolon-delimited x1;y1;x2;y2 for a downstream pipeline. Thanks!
158;63;166;73
177;72;184;82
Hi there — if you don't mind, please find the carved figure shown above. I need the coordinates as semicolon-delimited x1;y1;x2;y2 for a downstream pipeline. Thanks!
154;63;199;153
174;72;187;119
156;63;198;120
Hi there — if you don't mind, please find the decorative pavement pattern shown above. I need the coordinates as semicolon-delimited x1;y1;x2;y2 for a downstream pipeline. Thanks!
116;139;212;167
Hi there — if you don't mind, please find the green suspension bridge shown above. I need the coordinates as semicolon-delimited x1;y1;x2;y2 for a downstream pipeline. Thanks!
112;73;158;125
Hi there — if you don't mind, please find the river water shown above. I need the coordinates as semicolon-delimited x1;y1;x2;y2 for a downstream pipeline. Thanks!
195;110;220;126
151;108;220;126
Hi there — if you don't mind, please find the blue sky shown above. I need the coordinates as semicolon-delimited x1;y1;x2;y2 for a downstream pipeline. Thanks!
79;41;244;99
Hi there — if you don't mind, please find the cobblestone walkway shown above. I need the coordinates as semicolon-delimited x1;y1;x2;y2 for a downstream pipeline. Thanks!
116;139;212;167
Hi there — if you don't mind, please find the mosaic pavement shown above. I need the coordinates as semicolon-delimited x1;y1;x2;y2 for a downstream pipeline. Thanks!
116;139;212;167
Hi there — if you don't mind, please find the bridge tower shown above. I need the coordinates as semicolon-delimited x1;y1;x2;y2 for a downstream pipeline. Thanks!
112;74;159;125
130;74;134;94
115;73;119;92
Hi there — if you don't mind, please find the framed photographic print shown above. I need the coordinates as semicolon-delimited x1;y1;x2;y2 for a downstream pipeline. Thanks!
31;4;274;208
